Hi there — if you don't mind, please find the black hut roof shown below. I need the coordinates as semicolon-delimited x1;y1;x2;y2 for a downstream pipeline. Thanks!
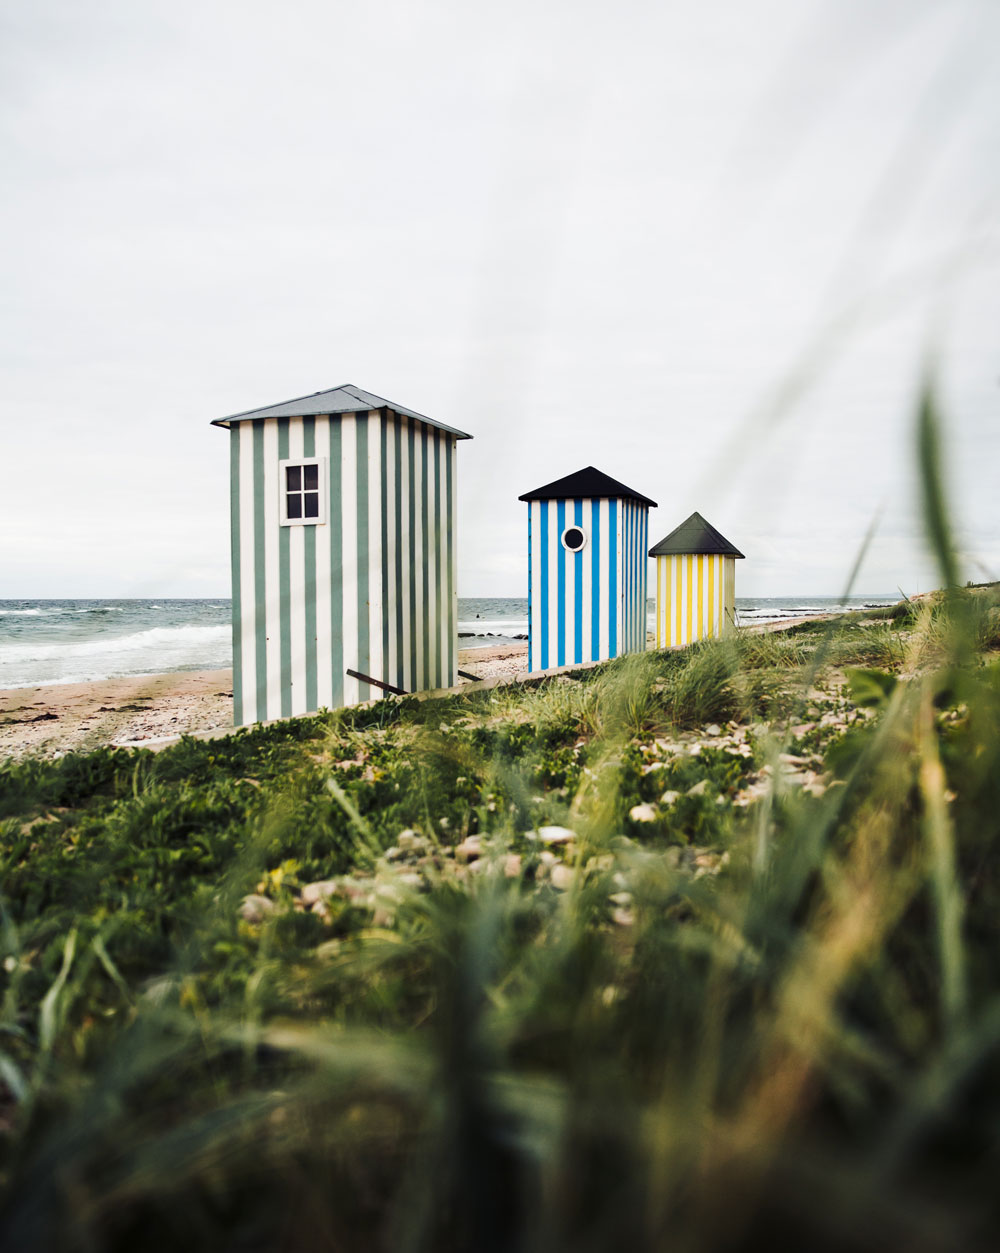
648;512;744;558
518;466;656;508
212;384;472;439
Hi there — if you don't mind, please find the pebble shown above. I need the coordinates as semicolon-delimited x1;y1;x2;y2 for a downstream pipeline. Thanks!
686;779;710;798
629;803;658;823
455;836;482;863
692;850;730;879
338;878;374;904
239;894;276;924
660;790;680;806
537;825;576;845
301;880;339;905
550;864;575;890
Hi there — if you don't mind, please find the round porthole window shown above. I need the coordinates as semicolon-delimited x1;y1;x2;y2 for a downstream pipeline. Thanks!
562;526;586;552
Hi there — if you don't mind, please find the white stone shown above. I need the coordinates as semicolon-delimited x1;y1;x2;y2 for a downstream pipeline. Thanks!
538;825;576;845
301;880;339;905
550;864;575;890
629;803;658;823
660;790;680;807
239;894;276;924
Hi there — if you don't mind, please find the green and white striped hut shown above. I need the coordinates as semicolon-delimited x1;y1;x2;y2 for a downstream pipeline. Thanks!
213;385;472;725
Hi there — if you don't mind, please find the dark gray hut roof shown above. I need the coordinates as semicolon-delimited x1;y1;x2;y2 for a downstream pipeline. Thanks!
649;512;744;558
518;466;657;508
212;384;472;439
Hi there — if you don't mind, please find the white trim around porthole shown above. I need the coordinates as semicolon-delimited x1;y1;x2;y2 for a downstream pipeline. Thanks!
279;457;327;526
561;525;587;552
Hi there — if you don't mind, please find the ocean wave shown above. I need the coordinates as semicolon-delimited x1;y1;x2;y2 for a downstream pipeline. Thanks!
457;620;528;633
0;605;126;617
0;624;230;665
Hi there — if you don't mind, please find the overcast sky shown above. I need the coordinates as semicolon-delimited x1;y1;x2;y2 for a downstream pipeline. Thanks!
2;0;997;599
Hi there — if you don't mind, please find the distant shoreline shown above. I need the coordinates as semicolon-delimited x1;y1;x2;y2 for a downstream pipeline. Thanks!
0;609;851;760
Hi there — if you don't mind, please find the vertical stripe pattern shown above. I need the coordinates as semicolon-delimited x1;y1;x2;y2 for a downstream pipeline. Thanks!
654;554;737;647
229;411;458;725
527;496;649;671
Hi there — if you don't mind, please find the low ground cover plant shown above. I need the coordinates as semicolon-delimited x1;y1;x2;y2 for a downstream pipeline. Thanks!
1;580;999;1251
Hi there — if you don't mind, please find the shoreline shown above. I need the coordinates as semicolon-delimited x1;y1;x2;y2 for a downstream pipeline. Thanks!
0;612;846;759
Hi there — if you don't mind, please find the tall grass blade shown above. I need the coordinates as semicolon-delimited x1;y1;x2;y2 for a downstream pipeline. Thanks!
917;379;960;591
38;928;77;1055
918;688;967;1031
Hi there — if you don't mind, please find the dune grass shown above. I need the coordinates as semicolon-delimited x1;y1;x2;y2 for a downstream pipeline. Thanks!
2;393;1000;1250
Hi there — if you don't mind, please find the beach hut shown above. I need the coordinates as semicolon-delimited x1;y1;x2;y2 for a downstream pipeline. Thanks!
649;512;744;648
519;467;656;672
213;384;472;725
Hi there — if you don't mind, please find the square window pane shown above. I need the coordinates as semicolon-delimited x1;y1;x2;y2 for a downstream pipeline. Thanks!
303;464;319;490
287;494;302;519
304;492;319;518
286;466;301;491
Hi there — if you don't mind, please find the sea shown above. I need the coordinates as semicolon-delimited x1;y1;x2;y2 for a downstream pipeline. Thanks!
0;596;896;690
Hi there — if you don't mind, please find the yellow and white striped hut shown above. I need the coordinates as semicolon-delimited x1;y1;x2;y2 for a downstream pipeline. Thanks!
213;384;472;725
650;512;745;648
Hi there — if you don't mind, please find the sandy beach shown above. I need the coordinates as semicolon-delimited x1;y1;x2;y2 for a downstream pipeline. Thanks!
0;669;236;759
0;616;839;760
0;646;531;759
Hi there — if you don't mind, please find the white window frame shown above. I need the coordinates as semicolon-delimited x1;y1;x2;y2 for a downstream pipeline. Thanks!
279;457;326;526
561;524;587;553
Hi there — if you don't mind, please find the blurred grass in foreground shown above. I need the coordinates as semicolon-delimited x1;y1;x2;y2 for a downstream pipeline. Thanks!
0;389;999;1251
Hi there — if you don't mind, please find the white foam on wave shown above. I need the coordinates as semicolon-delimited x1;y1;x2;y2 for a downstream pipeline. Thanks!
0;624;231;688
458;619;528;633
0;605;127;617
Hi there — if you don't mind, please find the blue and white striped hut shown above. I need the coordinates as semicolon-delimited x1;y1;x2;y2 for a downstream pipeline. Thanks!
213;384;472;725
519;467;657;673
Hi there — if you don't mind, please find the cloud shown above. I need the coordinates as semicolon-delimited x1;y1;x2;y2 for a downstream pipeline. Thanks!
2;0;998;598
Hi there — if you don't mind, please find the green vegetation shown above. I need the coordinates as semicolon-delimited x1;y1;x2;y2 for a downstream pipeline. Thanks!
1;582;998;1251
2;389;999;1250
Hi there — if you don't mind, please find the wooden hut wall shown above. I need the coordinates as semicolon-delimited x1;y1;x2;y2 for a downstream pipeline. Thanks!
230;411;457;726
654;553;736;648
620;496;649;655
527;496;648;672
